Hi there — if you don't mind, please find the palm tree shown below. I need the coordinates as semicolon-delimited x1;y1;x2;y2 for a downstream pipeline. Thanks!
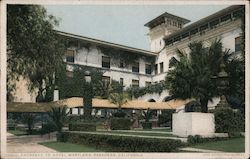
22;113;36;134
166;40;227;113
48;106;69;132
109;92;130;111
142;108;154;122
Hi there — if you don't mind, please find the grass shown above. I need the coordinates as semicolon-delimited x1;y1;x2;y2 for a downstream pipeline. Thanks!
8;130;28;136
190;137;245;152
134;128;172;132
40;141;107;152
8;129;41;136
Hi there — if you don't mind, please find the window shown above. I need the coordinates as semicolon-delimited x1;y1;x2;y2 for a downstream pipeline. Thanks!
210;19;219;28
178;23;182;28
173;21;177;26
169;57;178;68
181;32;189;39
65;50;75;63
200;24;208;31
167;19;171;25
102;76;110;85
190;28;198;35
119;59;125;68
155;64;158;75
132;62;139;73
145;81;151;87
160;62;164;73
221;14;232;22
132;79;139;88
102;56;110;68
235;37;241;52
145;64;152;75
120;78;124;86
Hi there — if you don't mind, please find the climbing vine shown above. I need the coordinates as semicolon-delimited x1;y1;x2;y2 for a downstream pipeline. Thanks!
126;82;167;99
100;46;155;67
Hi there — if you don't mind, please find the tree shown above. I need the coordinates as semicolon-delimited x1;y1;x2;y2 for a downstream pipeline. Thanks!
21;113;36;134
109;93;130;111
166;40;227;113
48;106;69;132
142;108;154;122
7;5;66;102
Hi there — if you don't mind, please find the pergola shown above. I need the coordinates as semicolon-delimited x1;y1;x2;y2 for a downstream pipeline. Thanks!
7;97;190;113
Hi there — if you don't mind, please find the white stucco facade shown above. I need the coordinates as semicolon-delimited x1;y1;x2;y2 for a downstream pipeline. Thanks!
172;113;215;137
12;5;243;108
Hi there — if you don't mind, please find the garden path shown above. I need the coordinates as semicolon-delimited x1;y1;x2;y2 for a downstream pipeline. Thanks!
7;133;57;153
179;147;224;153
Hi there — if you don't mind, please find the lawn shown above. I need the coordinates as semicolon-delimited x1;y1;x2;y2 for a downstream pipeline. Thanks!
191;137;245;152
8;129;41;136
40;141;106;152
8;130;28;136
134;128;172;132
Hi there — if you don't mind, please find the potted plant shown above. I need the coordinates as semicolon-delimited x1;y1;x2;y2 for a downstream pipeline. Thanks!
109;93;131;130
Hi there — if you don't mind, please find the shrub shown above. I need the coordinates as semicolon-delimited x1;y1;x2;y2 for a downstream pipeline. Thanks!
68;115;106;124
142;122;152;129
62;132;184;152
69;123;96;131
40;122;57;135
158;110;175;127
228;132;243;138
184;101;201;112
187;135;228;145
113;111;126;118
214;108;244;133
187;135;203;144
67;115;84;123
110;118;131;130
48;106;69;132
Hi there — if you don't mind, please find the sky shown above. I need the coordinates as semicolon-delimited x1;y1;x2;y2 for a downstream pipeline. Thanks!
45;5;230;51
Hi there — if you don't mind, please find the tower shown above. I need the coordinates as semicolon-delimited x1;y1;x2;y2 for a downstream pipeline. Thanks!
145;12;190;52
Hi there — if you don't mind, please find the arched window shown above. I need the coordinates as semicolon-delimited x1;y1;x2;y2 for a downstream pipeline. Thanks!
169;57;178;68
163;96;174;102
148;99;156;102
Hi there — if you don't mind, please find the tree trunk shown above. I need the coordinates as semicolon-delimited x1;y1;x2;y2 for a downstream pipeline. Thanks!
83;83;93;119
200;98;208;113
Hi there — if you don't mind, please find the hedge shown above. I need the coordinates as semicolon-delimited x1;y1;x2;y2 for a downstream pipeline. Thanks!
187;135;228;145
142;122;152;129
62;132;184;152
110;118;131;130
158;110;175;127
69;123;96;131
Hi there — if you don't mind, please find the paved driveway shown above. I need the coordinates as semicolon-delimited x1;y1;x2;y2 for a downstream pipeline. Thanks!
7;133;57;153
